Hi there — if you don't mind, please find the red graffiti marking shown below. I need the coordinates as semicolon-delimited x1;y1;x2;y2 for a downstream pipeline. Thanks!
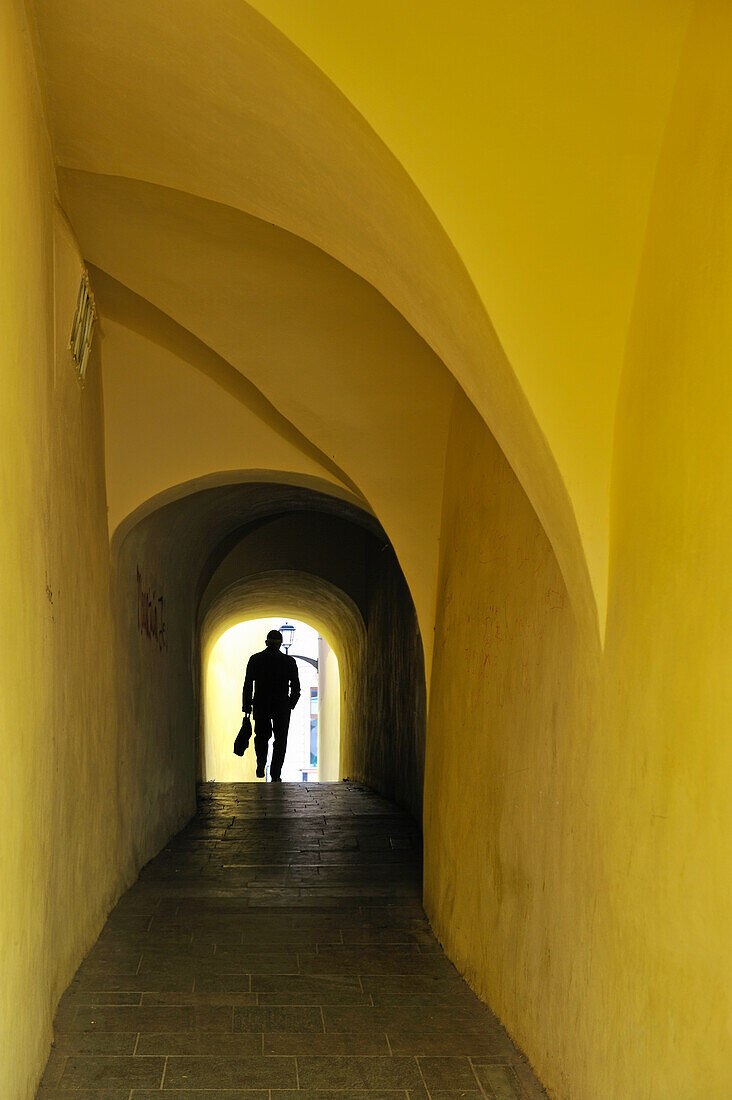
137;567;167;651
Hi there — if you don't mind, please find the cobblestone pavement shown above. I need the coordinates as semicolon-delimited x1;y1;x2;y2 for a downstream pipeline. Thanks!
37;782;547;1099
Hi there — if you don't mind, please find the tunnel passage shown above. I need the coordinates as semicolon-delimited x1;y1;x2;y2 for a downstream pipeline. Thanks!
113;479;427;835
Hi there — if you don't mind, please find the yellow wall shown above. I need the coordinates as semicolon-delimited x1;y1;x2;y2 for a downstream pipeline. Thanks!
601;2;732;1091
425;10;731;1096
0;10;202;1094
318;636;341;782
1;6;122;1094
425;392;600;1098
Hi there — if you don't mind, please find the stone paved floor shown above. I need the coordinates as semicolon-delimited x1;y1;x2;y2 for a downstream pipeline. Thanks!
37;782;547;1099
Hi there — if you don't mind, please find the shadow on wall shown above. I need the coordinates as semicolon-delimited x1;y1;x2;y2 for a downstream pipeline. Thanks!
202;615;340;783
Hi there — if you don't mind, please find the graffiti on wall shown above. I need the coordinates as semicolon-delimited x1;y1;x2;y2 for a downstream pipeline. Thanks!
137;567;167;651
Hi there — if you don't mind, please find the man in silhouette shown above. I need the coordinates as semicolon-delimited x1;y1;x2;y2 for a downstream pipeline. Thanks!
243;629;301;781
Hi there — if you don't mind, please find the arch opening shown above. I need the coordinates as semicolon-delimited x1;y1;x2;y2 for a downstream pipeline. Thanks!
202;615;340;783
198;566;367;793
110;476;426;817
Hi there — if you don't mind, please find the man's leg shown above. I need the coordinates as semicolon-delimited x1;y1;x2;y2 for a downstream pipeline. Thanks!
253;711;273;777
270;708;292;781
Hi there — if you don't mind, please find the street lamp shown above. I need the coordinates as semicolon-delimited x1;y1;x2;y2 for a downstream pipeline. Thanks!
280;621;319;671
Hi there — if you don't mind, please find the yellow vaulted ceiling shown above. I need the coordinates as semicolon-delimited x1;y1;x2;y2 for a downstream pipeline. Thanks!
31;0;692;636
59;168;455;672
247;0;691;627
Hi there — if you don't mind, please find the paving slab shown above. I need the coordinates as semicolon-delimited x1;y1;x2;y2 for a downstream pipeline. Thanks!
36;782;545;1099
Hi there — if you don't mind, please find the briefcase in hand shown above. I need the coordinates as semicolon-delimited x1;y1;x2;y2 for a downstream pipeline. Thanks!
233;715;252;756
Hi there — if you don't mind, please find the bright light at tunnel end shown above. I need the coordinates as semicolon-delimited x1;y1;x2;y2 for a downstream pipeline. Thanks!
202;616;339;784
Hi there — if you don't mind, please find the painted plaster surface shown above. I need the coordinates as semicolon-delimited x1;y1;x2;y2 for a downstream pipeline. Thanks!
0;7;179;1094
0;14;97;1095
56;169;455;676
425;393;599;1098
318;636;341;782
100;316;348;534
32;0;593;641
425;39;732;1079
600;5;732;1090
250;0;692;626
32;0;699;626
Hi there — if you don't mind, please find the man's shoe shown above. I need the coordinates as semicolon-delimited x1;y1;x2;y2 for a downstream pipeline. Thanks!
256;765;265;778
270;775;281;782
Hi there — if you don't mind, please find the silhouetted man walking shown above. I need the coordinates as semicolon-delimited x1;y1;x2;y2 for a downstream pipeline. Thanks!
243;629;300;781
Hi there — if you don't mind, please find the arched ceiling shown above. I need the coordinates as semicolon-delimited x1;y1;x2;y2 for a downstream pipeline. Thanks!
200;569;366;669
247;0;691;628
62;170;453;671
29;0;691;639
92;267;361;527
114;481;387;599
60;172;454;551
